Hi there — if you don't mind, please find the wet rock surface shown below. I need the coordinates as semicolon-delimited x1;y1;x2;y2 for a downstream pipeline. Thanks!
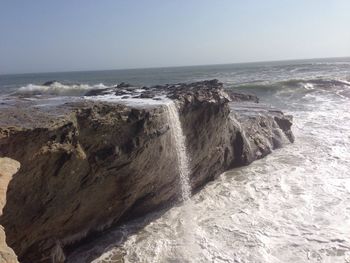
0;80;294;262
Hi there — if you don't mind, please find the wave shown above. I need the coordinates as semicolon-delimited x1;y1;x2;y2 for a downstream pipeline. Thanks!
276;78;350;88
311;61;350;66
15;81;109;96
231;78;350;96
12;77;350;100
227;78;350;109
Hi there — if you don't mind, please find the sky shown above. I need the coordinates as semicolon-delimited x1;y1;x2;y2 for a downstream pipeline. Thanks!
0;0;350;74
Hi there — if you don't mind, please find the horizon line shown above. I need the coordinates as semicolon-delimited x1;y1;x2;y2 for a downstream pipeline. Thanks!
1;55;349;77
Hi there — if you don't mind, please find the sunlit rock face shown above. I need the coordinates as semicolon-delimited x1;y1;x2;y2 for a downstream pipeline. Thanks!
0;157;20;263
0;80;293;262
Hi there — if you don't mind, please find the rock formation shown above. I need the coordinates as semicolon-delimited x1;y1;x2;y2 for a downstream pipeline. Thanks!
0;157;20;263
0;80;294;262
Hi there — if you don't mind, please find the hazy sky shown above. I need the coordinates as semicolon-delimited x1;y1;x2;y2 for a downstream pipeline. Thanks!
1;0;350;74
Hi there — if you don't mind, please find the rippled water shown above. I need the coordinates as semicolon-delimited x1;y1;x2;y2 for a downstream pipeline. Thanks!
65;66;350;262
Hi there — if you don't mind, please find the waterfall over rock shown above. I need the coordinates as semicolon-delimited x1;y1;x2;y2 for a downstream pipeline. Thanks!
165;101;201;262
165;101;192;201
0;80;295;262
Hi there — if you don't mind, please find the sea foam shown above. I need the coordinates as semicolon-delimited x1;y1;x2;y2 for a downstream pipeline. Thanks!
16;82;108;96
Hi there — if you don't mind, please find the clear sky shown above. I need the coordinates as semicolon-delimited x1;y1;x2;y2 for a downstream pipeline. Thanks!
1;0;350;74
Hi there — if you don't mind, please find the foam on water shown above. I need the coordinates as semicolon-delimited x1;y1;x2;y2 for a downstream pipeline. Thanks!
67;78;350;263
163;101;202;262
16;82;108;96
302;82;314;90
84;94;169;108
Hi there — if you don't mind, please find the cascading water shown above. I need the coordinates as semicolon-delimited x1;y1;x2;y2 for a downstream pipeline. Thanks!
164;101;192;201
163;101;201;262
65;59;350;263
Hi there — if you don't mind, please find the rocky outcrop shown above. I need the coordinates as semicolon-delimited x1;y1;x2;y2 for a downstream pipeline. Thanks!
225;90;259;103
0;80;294;262
0;158;20;263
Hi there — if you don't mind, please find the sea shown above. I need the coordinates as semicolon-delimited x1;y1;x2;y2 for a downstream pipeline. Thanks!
1;57;350;263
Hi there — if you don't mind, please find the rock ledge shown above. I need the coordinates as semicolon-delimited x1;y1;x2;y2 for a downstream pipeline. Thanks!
0;80;294;262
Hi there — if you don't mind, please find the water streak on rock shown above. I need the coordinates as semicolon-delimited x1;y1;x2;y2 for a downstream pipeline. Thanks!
165;101;191;201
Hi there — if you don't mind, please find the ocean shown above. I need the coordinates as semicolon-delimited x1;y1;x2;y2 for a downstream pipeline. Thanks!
1;57;350;96
1;57;350;262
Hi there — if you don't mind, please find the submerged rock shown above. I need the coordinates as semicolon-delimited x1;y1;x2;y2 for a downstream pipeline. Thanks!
0;80;294;262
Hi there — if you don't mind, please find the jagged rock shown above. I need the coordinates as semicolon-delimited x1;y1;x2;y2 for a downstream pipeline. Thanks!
274;115;295;142
0;158;20;263
229;103;294;166
116;82;132;89
84;82;136;97
42;81;57;86
84;88;110;96
225;90;259;103
0;80;294;262
139;92;154;99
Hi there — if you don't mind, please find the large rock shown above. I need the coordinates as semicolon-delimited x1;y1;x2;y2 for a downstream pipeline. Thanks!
0;157;20;263
0;80;294;262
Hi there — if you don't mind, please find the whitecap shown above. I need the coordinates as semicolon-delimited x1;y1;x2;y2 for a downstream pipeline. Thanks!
84;94;169;108
16;82;108;96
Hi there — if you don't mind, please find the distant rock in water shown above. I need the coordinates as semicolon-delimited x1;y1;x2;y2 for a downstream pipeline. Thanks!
85;79;259;103
83;88;111;96
0;79;294;262
225;90;259;103
115;82;133;89
42;81;58;86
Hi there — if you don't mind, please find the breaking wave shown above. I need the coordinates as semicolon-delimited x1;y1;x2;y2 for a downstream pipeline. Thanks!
231;78;350;99
67;73;350;263
15;81;109;96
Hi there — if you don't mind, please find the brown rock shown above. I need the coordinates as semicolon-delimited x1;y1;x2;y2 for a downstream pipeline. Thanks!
0;80;294;262
0;157;20;263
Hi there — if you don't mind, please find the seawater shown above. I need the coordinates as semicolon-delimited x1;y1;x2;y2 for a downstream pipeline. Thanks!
73;74;350;263
163;101;201;262
1;57;350;95
1;58;350;263
165;101;192;202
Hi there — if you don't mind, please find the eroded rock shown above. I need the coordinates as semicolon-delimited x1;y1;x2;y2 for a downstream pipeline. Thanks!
225;90;259;103
0;157;20;263
0;80;294;262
